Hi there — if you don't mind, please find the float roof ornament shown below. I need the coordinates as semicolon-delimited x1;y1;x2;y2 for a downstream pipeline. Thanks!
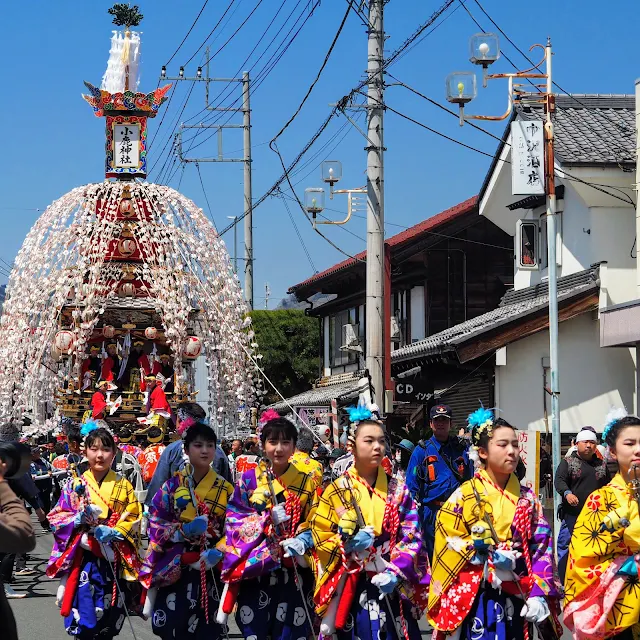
81;4;172;179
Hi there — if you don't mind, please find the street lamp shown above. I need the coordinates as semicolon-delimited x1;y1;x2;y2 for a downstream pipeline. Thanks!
469;33;500;86
321;160;342;198
304;188;325;227
445;72;477;125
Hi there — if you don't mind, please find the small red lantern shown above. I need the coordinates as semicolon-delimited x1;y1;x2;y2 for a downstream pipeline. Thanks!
103;325;115;339
182;336;202;360
54;330;75;356
144;327;158;340
118;282;136;297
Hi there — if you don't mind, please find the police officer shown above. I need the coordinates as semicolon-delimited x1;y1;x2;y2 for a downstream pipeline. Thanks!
406;404;473;559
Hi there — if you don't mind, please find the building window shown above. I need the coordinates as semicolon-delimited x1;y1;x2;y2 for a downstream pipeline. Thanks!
518;221;538;269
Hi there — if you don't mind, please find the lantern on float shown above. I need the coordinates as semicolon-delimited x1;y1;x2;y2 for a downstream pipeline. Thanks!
103;325;115;338
182;336;202;360
54;330;75;356
118;282;136;297
119;198;134;217
118;238;137;257
144;327;158;340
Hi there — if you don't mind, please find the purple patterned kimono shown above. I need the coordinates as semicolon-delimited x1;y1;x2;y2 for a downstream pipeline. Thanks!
219;462;318;640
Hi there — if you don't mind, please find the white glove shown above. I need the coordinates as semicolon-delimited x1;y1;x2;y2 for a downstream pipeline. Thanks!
271;504;291;526
55;574;68;608
80;532;92;551
280;537;307;558
520;596;550;623
142;587;157;620
371;571;399;599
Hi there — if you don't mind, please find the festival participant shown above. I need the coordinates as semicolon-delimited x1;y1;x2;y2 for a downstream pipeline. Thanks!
140;421;233;639
101;343;121;383
290;426;323;487
158;354;174;392
90;380;117;420
309;403;429;640
219;412;318;640
145;403;232;505
46;424;142;639
137;427;167;485
564;411;640;640
81;345;102;383
406;404;473;559
427;408;562;640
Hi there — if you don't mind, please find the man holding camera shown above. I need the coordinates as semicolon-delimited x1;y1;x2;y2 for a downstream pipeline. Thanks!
0;427;37;640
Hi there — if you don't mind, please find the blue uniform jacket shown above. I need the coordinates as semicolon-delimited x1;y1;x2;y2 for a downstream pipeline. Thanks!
406;436;473;557
144;439;232;506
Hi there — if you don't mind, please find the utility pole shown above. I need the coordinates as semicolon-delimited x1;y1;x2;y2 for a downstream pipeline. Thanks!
164;47;253;308
365;0;386;408
544;38;562;539
243;72;254;310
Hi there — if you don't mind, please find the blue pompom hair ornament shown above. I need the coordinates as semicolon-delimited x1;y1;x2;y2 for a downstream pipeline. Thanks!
467;406;495;470
467;407;494;432
346;402;374;425
80;420;100;437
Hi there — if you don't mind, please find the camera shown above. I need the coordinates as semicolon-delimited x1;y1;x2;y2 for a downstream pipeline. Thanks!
0;442;32;479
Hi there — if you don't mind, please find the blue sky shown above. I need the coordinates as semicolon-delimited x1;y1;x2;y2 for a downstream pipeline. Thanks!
1;1;638;304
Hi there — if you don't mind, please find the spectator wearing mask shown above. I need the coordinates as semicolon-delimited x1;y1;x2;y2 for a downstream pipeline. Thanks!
554;426;610;581
0;456;36;640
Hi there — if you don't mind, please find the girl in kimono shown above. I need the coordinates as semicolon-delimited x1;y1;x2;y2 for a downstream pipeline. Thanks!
219;412;318;640
46;423;142;639
140;421;233;640
564;411;640;639
427;409;562;640
309;403;429;640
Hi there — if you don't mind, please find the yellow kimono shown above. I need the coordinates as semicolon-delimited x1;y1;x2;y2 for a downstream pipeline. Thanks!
427;471;560;636
564;473;640;639
310;466;428;624
290;450;324;487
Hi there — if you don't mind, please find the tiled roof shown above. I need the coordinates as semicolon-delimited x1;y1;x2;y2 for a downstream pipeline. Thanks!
392;265;600;363
269;375;366;410
520;94;635;165
288;196;478;295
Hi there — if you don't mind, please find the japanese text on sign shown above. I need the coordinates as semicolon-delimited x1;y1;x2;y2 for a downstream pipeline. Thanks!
114;124;140;168
511;120;545;195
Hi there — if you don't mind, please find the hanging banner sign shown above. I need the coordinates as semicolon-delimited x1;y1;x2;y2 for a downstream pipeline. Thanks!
511;120;545;195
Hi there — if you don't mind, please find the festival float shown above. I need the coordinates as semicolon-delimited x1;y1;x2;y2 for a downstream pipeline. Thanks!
0;5;261;438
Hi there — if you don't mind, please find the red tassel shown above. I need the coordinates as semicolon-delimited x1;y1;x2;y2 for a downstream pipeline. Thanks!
60;550;84;617
335;572;358;630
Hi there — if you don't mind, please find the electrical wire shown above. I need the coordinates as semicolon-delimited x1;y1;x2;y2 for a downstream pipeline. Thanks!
182;0;240;67
270;0;354;145
280;192;318;272
195;162;217;230
165;0;211;66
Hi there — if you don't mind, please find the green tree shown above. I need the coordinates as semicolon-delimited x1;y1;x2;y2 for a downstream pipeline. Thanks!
249;309;320;405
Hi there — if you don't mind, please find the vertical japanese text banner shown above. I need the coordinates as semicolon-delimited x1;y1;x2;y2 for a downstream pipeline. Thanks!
511;120;545;195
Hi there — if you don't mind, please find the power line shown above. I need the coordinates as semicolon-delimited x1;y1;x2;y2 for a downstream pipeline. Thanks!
182;0;240;67
195;162;217;230
165;0;211;66
270;0;354;145
280;192;317;272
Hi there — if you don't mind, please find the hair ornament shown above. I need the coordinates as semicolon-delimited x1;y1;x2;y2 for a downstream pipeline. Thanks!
80;420;100;437
602;407;628;444
345;398;382;442
256;408;281;440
